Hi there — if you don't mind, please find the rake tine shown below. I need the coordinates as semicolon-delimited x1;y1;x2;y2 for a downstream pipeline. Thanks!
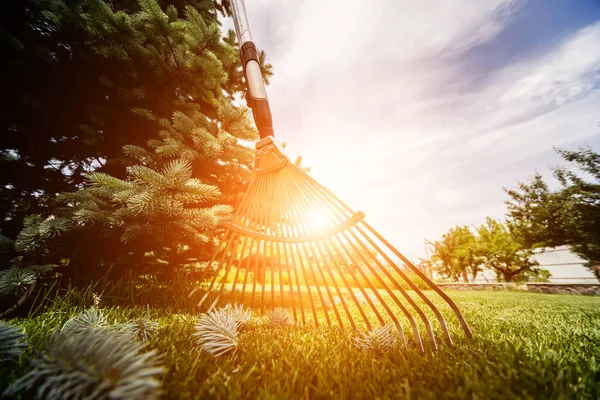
317;238;375;330
239;236;255;303
265;172;280;312
301;178;434;350
291;239;321;327
207;235;243;313
207;297;220;314
248;175;271;313
238;176;268;305
250;242;262;311
260;174;275;315
228;233;251;303
273;238;297;321
282;170;336;329
196;172;261;307
283;241;302;322
323;235;392;327
259;173;276;316
266;175;277;312
330;234;410;345
260;173;275;315
257;250;268;314
206;175;268;311
283;168;357;331
191;229;230;302
307;238;350;330
299;241;332;327
270;240;276;311
296;175;408;340
277;172;319;327
197;231;237;309
295;169;430;350
272;171;299;322
273;242;284;308
233;175;264;306
282;172;346;322
279;172;332;328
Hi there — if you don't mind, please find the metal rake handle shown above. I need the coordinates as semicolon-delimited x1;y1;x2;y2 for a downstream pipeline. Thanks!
230;0;274;139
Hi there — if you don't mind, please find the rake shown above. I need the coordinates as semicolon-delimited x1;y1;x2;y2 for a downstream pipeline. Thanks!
191;0;472;352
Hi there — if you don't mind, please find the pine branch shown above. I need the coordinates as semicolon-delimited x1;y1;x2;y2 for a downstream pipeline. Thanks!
127;165;169;187
88;172;134;190
180;179;221;202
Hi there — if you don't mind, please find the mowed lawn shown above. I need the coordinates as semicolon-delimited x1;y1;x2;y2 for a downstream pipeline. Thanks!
2;290;599;399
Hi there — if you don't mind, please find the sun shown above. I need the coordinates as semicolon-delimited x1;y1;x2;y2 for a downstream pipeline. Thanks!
307;212;333;233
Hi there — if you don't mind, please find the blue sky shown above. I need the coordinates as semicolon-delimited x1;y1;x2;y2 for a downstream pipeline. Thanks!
236;0;600;278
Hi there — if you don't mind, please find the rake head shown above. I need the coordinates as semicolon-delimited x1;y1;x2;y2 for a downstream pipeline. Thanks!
191;137;472;352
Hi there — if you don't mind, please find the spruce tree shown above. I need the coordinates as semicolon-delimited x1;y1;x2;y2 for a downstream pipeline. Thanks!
0;0;270;238
1;0;272;281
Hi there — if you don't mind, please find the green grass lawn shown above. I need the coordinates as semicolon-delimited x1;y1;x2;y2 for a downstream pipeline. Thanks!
2;290;599;399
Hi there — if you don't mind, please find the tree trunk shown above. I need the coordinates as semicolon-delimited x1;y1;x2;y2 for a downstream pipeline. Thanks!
592;264;600;282
471;266;478;281
502;271;514;282
462;269;469;283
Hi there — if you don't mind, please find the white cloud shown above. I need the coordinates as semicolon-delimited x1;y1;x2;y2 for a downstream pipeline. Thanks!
500;21;600;106
248;0;519;75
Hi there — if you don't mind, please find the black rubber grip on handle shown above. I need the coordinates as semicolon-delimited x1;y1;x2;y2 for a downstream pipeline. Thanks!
240;41;274;138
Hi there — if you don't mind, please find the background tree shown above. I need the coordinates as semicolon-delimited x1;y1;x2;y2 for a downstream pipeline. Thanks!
476;218;545;282
505;173;570;249
428;226;481;282
506;147;600;279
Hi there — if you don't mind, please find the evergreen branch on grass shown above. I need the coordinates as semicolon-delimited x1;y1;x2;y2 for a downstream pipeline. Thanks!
0;322;27;362
62;308;108;335
266;307;293;327
354;324;399;355
116;318;160;341
4;328;164;400
221;303;253;327
193;310;238;357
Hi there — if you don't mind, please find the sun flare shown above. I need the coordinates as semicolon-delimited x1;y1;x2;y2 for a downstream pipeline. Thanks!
306;211;333;232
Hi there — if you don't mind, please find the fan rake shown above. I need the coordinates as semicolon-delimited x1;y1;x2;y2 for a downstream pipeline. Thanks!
190;0;472;353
